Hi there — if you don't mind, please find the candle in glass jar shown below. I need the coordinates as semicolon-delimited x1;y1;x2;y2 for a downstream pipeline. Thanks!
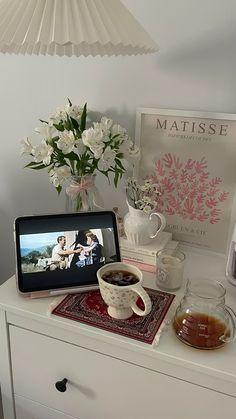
156;249;185;291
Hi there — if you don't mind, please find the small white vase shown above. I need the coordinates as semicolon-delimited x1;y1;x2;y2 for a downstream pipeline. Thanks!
124;201;166;246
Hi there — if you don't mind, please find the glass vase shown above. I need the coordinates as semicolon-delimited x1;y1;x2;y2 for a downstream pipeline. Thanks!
65;175;103;213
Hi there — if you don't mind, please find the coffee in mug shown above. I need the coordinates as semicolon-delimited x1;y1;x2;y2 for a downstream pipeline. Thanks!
101;270;139;286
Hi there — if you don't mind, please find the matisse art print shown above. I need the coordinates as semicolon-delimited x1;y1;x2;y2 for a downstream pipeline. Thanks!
135;108;236;253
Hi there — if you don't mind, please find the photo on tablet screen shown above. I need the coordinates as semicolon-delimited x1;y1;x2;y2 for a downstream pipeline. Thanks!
14;211;121;294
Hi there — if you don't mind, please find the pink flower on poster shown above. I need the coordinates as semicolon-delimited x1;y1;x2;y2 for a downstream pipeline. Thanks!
146;154;229;225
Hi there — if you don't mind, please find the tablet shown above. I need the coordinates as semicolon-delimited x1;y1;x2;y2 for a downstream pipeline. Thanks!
14;211;121;297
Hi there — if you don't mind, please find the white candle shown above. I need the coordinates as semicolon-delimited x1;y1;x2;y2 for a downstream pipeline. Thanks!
156;250;185;291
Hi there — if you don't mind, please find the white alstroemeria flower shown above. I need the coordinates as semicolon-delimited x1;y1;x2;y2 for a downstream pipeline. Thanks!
93;122;100;130
118;139;140;163
94;117;113;136
32;140;53;165
50;103;83;124
119;138;133;154
57;131;75;154
111;124;127;137
66;104;83;120
82;127;103;149
52;107;68;122
90;144;104;159
101;116;113;130
20;138;33;156
97;146;116;171
74;139;86;156
49;165;71;187
35;123;56;141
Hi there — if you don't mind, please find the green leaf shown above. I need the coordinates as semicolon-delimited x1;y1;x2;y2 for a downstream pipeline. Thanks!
100;171;110;183
51;135;59;143
115;158;125;170
56;185;62;195
24;161;40;167
24;161;49;169
53;123;64;132
27;163;48;170
64;151;79;161
69;159;75;173
70;117;79;130
64;115;72;131
80;103;87;132
114;170;119;187
39;119;48;124
67;97;72;107
85;162;94;169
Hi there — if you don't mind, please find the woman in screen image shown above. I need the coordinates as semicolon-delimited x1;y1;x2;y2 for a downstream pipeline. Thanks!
72;231;102;268
84;232;102;264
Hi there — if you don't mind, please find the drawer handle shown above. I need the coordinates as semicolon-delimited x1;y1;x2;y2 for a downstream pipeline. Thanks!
55;378;68;392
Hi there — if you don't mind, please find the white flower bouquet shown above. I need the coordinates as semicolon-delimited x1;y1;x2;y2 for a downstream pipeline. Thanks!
21;99;139;211
126;177;162;213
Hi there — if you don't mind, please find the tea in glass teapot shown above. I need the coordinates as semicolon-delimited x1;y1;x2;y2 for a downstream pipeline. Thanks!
173;278;236;350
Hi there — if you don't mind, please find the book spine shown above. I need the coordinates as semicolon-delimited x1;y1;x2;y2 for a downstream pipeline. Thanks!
122;258;156;273
121;251;155;265
120;247;156;257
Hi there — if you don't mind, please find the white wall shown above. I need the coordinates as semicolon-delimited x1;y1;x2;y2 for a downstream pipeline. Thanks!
1;0;236;284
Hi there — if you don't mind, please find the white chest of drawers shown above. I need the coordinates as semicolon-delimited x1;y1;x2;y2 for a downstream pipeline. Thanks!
0;249;236;419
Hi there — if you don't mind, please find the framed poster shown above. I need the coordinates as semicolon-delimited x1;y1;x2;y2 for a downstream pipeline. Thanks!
135;108;236;254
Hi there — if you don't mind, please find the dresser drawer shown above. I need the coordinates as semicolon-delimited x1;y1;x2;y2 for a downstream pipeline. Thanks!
10;326;236;419
15;395;77;419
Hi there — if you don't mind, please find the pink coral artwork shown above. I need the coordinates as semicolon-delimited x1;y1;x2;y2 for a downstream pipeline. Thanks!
146;153;229;225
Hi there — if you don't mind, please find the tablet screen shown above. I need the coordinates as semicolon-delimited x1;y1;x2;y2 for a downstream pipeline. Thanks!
14;211;121;293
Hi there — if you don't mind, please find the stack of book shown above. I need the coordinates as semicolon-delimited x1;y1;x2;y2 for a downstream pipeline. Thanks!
120;232;179;273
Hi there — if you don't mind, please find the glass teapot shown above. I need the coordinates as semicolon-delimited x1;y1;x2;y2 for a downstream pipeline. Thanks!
173;278;236;350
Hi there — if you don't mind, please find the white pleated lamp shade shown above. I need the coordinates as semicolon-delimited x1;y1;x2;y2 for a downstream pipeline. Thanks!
0;0;159;57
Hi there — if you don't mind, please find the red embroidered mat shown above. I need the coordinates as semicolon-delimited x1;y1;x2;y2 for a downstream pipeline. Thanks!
52;288;175;344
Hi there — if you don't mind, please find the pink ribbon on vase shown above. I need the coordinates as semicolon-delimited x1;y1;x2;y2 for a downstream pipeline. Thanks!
66;176;103;211
66;177;94;200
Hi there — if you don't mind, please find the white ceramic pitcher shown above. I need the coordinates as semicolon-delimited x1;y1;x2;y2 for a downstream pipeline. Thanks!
123;201;166;246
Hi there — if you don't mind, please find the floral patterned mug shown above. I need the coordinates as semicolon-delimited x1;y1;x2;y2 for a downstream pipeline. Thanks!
97;262;152;319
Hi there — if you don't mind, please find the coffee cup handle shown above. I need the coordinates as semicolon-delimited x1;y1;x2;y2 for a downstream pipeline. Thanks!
130;284;152;316
149;212;166;239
